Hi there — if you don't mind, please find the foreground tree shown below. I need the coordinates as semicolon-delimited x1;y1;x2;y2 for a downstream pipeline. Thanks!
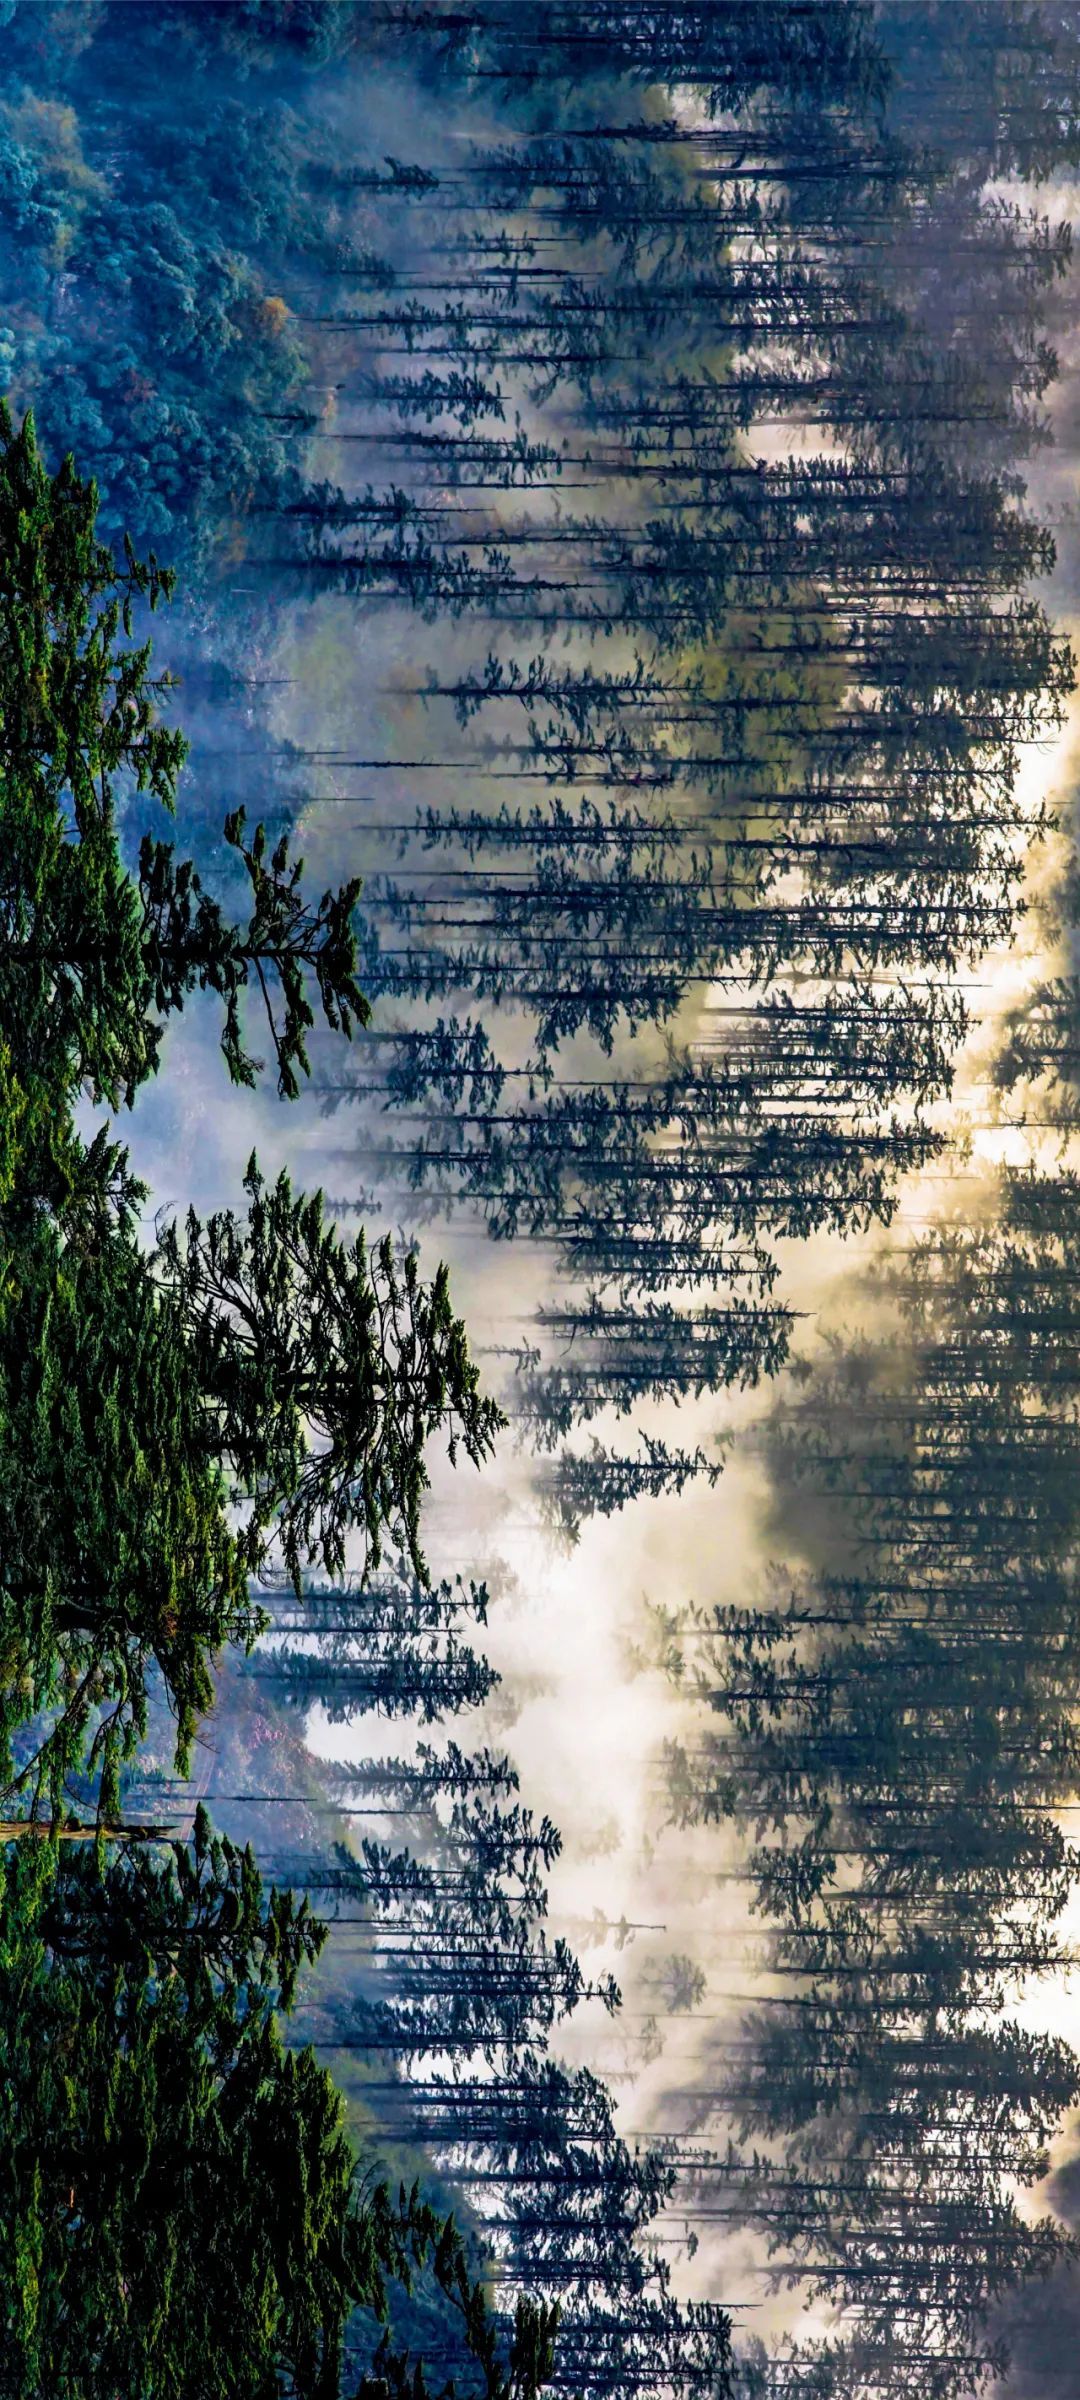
157;1157;501;1590
0;1807;555;2400
0;403;367;1147
0;410;501;1816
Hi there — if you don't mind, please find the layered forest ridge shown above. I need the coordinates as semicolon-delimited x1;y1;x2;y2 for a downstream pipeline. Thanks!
4;2;1080;2395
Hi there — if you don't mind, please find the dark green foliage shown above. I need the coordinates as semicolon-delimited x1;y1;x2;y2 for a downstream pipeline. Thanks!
0;1203;252;1812
157;1158;502;1590
138;808;367;1100
0;404;366;1127
0;402;181;1122
0;1809;370;2399
0;407;500;1816
0;1806;554;2400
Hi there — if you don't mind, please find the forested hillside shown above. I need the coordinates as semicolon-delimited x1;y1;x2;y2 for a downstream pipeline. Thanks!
2;3;1080;2395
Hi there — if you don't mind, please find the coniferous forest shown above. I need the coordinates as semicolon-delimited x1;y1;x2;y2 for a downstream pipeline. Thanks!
6;1;1080;2393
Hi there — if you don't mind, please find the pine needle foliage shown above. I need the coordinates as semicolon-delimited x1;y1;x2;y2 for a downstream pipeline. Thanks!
0;408;501;1819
